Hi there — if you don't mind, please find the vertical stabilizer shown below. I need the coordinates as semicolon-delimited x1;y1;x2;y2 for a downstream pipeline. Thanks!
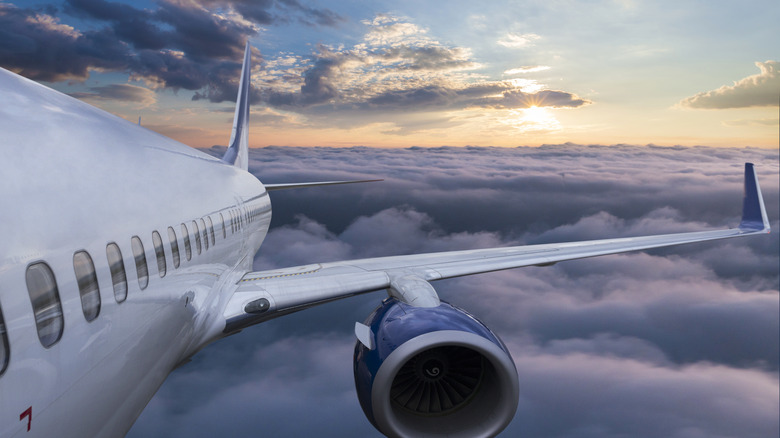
222;43;251;170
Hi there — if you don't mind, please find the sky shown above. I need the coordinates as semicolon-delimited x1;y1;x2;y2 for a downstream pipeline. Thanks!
0;0;778;148
1;1;779;437
122;145;779;437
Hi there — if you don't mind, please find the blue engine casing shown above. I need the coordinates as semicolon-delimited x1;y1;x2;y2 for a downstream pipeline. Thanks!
354;298;519;438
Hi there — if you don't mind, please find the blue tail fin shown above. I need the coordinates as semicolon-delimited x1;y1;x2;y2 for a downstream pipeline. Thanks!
222;43;251;170
739;163;770;232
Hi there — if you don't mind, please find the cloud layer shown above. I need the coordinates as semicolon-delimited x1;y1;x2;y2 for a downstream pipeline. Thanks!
129;144;779;437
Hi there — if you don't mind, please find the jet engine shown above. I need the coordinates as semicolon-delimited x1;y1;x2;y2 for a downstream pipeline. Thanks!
354;297;519;438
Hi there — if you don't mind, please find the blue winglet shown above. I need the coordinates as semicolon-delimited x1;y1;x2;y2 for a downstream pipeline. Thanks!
739;163;770;232
222;42;251;170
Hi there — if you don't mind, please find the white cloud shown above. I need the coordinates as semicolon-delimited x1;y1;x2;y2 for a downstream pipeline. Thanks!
504;65;551;75
679;61;780;109
497;33;541;48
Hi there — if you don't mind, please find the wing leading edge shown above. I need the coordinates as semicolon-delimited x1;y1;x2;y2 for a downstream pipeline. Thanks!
223;163;770;333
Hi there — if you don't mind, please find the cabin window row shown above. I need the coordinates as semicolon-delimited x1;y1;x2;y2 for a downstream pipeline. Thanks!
0;206;258;376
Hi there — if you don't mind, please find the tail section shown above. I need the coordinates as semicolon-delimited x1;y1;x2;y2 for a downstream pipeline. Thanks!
222;42;252;170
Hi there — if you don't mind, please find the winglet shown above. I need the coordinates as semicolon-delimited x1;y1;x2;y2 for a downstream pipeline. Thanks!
222;42;251;170
739;163;770;232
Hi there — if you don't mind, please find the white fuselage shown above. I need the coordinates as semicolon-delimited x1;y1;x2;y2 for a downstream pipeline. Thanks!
0;68;270;437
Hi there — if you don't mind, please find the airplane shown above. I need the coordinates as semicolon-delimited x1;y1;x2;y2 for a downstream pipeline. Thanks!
0;43;770;438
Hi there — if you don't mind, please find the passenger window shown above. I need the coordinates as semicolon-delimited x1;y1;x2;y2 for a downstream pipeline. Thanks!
73;251;100;322
181;223;192;261
152;231;166;277
0;301;8;375
199;218;209;250
25;262;64;348
131;236;149;290
219;213;226;239
207;216;216;246
192;220;202;254
106;243;128;302
168;227;180;268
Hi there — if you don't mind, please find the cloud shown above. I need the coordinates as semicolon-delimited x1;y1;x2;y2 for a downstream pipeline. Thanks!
508;352;778;438
254;15;587;130
226;0;345;27
0;0;342;103
679;61;780;109
504;65;551;75
0;3;129;81
478;89;588;109
497;33;541;48
68;83;157;106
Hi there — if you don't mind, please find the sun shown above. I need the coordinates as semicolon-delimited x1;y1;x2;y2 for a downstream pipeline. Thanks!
506;105;561;132
523;106;550;123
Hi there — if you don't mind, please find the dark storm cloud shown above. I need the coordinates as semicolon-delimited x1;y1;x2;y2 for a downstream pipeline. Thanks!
198;0;344;27
63;0;167;50
0;0;340;103
131;145;778;438
0;3;128;81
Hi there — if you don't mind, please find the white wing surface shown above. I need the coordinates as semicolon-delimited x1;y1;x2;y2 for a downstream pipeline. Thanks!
223;163;770;333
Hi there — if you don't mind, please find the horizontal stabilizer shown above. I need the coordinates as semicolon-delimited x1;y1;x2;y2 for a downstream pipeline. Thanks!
264;179;382;191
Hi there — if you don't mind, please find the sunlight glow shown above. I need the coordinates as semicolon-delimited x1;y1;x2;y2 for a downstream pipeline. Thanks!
506;106;561;132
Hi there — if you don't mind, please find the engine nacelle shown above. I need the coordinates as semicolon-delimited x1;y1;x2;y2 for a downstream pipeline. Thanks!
354;298;519;438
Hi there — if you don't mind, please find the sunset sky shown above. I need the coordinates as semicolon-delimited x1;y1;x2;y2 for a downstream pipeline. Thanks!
1;0;778;148
1;2;778;437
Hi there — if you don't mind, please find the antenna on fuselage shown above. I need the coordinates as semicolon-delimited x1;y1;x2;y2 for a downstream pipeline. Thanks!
138;116;141;126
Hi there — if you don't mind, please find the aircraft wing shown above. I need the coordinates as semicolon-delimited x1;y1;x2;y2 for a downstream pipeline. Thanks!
223;163;770;334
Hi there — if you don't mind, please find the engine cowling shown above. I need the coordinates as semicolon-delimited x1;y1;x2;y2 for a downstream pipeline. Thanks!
354;298;519;438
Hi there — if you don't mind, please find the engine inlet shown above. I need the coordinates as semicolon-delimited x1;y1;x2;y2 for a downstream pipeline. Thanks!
390;346;484;416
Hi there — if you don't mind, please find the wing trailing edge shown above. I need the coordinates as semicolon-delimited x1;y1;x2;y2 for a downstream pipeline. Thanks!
222;43;252;170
